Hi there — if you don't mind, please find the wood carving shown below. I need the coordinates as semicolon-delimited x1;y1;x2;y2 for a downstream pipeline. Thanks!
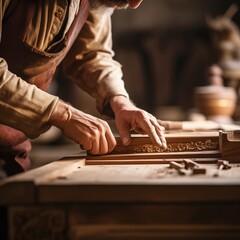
206;4;240;68
113;132;219;154
87;132;221;162
9;207;66;240
113;139;218;154
206;4;240;120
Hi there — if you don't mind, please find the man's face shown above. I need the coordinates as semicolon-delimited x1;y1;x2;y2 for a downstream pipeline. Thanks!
89;0;143;14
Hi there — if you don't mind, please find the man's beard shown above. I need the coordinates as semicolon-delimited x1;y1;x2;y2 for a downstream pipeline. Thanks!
88;0;129;15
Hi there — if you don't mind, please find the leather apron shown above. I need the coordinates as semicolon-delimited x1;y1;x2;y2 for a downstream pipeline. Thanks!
0;0;90;176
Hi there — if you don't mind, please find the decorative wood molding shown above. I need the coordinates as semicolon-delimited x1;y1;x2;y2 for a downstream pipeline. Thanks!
85;132;223;161
113;139;219;154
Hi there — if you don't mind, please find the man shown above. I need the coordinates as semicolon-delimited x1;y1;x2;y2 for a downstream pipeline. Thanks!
0;0;166;176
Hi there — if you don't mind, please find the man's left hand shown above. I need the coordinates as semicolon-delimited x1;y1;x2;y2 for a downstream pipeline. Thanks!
110;95;167;148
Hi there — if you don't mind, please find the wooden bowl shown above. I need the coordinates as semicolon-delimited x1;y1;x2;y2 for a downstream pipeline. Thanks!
195;85;237;123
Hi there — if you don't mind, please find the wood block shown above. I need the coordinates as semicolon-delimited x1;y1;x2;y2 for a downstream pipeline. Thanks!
192;167;207;175
183;159;207;175
220;130;240;162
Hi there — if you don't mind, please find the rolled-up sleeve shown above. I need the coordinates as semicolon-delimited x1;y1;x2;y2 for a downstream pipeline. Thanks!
0;0;59;138
62;10;129;117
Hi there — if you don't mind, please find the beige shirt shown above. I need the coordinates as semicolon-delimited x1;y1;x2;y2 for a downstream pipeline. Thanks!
0;0;128;138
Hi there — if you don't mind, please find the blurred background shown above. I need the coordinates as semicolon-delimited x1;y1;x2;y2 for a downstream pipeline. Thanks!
30;0;240;168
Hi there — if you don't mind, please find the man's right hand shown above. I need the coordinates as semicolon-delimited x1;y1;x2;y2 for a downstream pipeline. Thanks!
50;100;116;155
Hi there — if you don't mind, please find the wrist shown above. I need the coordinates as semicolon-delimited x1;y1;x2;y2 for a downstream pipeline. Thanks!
49;100;72;129
110;95;134;115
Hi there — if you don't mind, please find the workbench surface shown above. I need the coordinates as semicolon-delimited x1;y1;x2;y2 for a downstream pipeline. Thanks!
1;131;240;240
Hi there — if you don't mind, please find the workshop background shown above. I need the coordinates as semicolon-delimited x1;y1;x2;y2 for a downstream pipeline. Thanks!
30;0;240;168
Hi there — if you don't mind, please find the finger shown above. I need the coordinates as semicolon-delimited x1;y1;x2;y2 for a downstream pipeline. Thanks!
99;132;109;155
105;130;117;153
80;138;93;151
89;136;100;155
118;121;131;146
104;121;116;153
148;127;163;147
89;122;112;155
152;121;167;149
135;122;167;148
98;121;116;154
137;118;163;147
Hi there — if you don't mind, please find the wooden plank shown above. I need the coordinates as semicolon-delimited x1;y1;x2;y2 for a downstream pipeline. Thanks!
70;224;240;240
85;158;218;166
36;163;240;203
1;157;240;204
37;183;240;203
86;151;221;162
0;158;86;204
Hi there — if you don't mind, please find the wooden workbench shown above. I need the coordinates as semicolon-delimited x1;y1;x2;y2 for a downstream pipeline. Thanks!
1;130;240;240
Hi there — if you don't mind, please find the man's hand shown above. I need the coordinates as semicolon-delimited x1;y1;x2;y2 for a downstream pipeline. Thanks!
110;95;167;148
50;100;116;155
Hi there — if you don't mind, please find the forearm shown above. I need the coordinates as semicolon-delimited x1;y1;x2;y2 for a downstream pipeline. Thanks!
0;58;59;138
62;11;129;117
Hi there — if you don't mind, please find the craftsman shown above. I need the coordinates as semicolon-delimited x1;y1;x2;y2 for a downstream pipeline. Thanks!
0;0;166;176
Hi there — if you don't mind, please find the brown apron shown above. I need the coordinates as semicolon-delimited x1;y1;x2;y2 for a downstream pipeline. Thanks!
0;0;90;176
